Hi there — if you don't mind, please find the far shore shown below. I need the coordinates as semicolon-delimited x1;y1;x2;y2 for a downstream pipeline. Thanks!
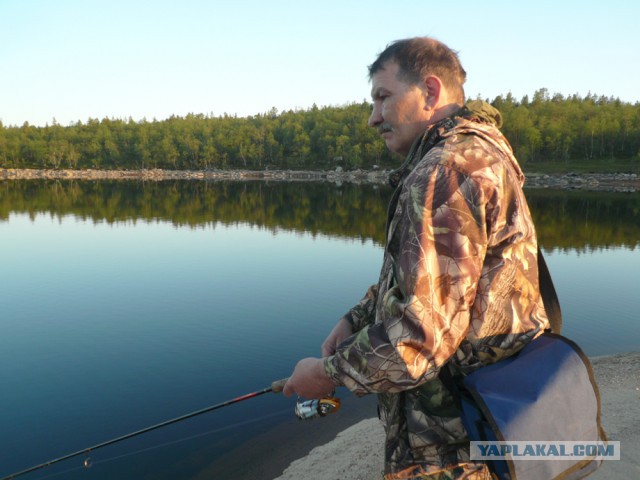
1;168;640;192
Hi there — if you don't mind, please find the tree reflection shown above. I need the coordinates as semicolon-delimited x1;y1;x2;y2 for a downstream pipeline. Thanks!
1;180;638;250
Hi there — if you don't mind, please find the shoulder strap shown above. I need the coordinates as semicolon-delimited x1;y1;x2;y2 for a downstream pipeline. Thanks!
537;246;562;334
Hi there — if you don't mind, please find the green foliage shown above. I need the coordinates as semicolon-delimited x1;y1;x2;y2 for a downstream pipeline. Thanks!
0;103;394;171
494;90;640;171
2;92;639;171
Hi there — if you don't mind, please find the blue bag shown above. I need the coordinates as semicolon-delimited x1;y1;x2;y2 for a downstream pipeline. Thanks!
459;332;606;479
450;250;607;479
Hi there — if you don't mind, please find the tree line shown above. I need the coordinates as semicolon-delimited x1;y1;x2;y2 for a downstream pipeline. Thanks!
494;89;640;166
0;103;393;171
1;90;639;171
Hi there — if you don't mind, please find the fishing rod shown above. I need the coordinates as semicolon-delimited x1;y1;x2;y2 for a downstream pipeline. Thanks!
1;378;340;480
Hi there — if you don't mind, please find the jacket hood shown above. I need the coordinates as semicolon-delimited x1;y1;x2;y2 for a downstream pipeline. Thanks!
389;100;523;189
458;100;503;128
453;100;524;184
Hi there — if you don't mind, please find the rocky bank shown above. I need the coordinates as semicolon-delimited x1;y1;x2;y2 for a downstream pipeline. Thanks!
1;168;639;192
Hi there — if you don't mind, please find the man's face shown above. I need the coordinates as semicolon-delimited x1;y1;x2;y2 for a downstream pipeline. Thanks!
368;61;432;157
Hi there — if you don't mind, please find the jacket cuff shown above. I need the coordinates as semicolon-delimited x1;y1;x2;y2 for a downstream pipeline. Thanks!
323;356;344;387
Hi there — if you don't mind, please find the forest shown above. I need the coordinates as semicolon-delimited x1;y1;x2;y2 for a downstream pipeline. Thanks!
1;89;639;172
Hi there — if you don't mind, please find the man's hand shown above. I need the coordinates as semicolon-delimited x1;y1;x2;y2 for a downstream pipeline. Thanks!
283;319;352;398
282;358;336;398
321;317;353;357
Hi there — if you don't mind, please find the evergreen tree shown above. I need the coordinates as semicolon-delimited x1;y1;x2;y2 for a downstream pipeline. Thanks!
1;95;638;171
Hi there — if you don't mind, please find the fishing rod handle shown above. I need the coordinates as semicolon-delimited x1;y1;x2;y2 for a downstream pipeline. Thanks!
271;378;289;393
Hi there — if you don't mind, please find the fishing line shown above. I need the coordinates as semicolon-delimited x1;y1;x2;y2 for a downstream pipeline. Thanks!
94;407;291;465
28;407;292;480
1;379;289;480
2;378;341;480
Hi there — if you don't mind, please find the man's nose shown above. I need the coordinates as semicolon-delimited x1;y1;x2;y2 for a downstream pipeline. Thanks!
368;105;382;128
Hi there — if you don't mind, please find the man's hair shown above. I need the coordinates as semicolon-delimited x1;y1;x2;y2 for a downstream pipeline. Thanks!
368;37;467;104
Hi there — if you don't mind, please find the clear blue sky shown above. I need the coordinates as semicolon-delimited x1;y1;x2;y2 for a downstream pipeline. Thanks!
1;0;638;127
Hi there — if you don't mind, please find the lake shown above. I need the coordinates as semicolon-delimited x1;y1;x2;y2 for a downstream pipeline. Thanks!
1;179;638;480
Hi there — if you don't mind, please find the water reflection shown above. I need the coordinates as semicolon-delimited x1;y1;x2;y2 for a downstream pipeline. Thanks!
525;189;640;251
0;179;638;480
1;179;639;250
0;211;382;480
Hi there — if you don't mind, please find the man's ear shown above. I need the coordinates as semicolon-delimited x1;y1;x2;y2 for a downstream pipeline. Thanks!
423;76;443;109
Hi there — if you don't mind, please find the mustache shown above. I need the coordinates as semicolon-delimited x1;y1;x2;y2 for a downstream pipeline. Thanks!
378;123;393;135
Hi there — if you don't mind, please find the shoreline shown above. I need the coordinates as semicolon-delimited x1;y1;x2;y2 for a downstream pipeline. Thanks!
268;351;640;480
1;168;640;192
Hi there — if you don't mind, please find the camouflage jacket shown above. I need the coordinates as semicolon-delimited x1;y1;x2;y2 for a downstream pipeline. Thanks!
324;101;550;478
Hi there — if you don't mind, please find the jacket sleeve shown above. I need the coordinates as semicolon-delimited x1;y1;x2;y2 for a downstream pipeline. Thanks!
325;160;490;396
340;284;378;332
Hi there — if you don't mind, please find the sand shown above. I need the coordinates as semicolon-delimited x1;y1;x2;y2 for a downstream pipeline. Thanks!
273;352;640;480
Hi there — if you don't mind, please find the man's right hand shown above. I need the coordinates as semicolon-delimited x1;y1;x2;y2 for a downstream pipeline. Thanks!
321;317;353;357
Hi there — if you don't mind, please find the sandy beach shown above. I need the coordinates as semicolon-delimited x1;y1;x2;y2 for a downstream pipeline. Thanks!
272;351;640;480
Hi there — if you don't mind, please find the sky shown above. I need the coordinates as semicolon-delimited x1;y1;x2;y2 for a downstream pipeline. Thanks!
1;0;639;127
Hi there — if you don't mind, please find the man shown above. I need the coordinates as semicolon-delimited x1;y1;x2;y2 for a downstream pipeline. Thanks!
283;37;549;480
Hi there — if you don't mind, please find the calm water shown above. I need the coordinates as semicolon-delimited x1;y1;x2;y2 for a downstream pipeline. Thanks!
1;180;638;479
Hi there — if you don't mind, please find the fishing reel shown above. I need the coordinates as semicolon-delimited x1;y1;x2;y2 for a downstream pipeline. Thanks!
295;396;341;420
